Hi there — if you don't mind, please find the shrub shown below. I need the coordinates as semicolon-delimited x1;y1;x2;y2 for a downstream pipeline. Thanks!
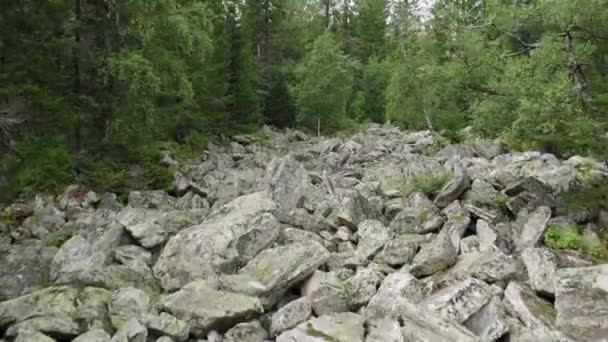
404;172;452;197
544;225;608;262
544;226;583;251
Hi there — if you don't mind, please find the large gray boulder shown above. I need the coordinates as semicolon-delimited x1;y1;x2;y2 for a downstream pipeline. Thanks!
365;272;426;319
398;302;480;342
269;298;312;337
224;320;268;342
146;312;190;342
220;240;329;306
0;286;78;330
73;329;111;342
517;206;552;251
353;220;389;261
504;282;556;336
110;317;147;342
108;287;150;330
463;179;508;223
374;233;433;267
153;192;276;291
276;312;365;342
434;165;470;208
522;248;559;295
346;266;385;308
263;155;311;213
555;265;608;341
306;271;350;316
50;223;123;285
329;190;381;230
422;277;493;323
162;280;263;337
464;296;509;341
365;318;403;342
409;229;458;277
389;192;444;234
0;242;57;300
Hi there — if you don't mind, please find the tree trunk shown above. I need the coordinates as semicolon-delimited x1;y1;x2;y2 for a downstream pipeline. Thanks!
562;29;598;116
73;0;83;155
424;110;434;132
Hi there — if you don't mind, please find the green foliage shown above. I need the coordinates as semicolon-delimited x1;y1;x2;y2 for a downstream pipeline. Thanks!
544;226;583;251
544;226;608;262
292;32;356;133
44;232;73;248
404;172;452;197
559;179;608;212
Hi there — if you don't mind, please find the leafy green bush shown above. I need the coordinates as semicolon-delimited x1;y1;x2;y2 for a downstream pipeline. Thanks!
544;226;608;262
544;226;583;250
404;172;452;197
44;232;73;248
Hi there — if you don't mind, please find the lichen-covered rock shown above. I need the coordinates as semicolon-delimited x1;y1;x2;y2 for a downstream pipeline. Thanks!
353;220;389;261
374;234;433;267
110;317;147;342
14;330;56;342
346;266;384;308
409;230;458;277
270;297;312;337
365;318;403;342
73;329;111;342
263;155;311;213
428;250;521;288
128;190;176;211
307;271;350;316
463;179;508;223
434;166;470;208
517;206;551;251
5;315;80;339
114;245;152;266
365;272;426;319
329;190;381;230
146;312;190;342
555;265;608;341
50;227;123;285
276;312;365;342
464;296;509;341
423;277;493;323
74;287;112;332
504;282;556;334
460;236;480;254
153;192;276;291
224;320;268;342
0;286;78;329
389;192;444;234
475;219;497;252
220;241;329;306
108;287;150;330
398;302;479;342
82;260;160;295
162;280;263;337
522;248;559;295
234;213;280;260
0;242;57;300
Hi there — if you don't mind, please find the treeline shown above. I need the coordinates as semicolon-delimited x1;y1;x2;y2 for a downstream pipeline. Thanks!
1;0;607;201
